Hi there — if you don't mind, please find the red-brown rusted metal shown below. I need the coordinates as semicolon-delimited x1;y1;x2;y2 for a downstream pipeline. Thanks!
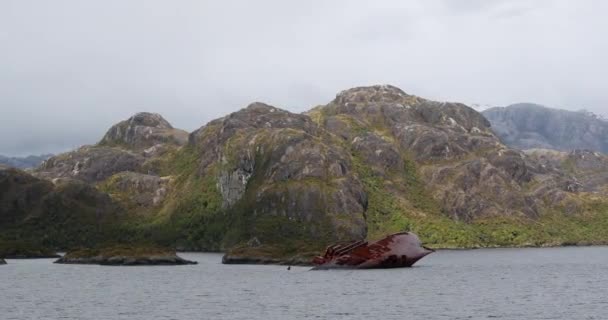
312;232;434;269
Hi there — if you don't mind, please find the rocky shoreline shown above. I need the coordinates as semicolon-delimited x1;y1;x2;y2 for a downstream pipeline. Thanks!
55;255;197;266
54;246;197;266
221;254;312;266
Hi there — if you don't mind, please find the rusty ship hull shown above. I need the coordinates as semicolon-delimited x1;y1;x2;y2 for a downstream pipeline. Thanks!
312;232;433;270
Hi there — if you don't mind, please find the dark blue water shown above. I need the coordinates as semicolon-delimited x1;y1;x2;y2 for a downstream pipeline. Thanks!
2;247;608;319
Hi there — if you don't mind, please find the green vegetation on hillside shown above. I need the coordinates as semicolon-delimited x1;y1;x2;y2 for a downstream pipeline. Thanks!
0;240;59;258
6;87;608;264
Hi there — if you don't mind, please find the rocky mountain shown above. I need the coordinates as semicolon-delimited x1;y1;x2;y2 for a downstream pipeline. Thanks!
99;112;188;150
3;86;608;262
34;112;187;184
0;154;53;169
482;104;608;153
166;85;608;257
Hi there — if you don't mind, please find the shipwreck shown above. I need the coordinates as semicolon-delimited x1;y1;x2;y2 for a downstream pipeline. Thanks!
312;232;433;269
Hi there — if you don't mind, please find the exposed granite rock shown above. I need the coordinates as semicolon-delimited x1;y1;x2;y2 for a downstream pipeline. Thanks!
312;85;577;220
217;155;254;209
351;133;403;177
33;113;190;185
101;172;171;207
189;102;319;174
188;102;368;243
483;104;608;153
525;149;608;195
321;85;498;161
54;246;197;265
34;146;144;183
99;112;188;149
421;153;543;220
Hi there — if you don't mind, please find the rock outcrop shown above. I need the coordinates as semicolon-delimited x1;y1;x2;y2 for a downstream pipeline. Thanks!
100;172;171;208
320;85;498;161
34;113;188;184
483;104;608;153
54;246;197;265
35;146;144;183
311;85;574;221
99;112;188;149
525;149;608;195
186;102;368;246
30;113;189;219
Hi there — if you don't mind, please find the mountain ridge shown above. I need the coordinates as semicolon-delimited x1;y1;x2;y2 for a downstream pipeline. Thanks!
2;85;608;262
0;154;53;169
482;103;608;153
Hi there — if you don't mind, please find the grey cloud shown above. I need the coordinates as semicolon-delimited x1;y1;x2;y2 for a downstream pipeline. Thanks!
1;0;607;155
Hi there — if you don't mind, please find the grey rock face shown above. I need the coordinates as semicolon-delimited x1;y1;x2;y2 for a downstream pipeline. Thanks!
322;85;498;161
218;157;254;208
34;146;144;183
187;85;605;233
32;113;189;208
314;85;581;220
525;149;608;195
190;102;368;241
99;112;188;149
483;104;608;153
351;133;403;177
105;172;171;207
55;254;197;265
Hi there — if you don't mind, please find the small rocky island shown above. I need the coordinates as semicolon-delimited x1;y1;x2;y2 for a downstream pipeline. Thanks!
54;245;197;266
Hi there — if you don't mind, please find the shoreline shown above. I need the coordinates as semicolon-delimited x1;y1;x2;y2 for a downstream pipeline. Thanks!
3;243;606;266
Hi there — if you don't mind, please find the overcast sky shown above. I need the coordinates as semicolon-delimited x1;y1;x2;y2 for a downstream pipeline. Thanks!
1;0;607;156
